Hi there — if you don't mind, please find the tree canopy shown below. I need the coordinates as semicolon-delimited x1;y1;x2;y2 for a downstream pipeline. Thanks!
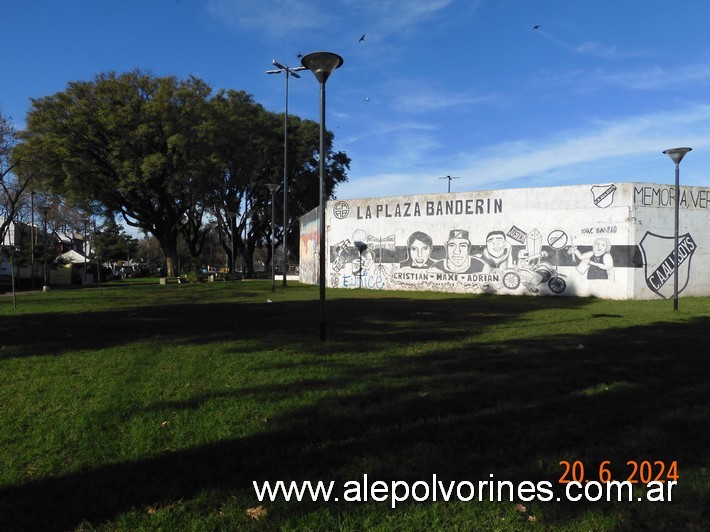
15;70;349;276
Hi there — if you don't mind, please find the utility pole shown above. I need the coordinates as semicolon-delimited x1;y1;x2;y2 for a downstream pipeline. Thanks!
267;60;306;286
438;175;460;193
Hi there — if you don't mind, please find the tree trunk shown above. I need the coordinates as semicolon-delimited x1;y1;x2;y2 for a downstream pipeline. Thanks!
164;253;178;277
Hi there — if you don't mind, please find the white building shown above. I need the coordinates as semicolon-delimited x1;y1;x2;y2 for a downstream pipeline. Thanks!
299;182;710;300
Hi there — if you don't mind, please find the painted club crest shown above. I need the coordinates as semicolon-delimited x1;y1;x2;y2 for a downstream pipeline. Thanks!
333;201;350;219
639;231;697;299
591;184;617;208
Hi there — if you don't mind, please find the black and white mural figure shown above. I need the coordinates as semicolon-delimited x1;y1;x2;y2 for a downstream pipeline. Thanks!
429;229;486;274
475;230;512;270
400;231;435;270
330;238;351;287
360;249;377;275
338;230;390;289
569;237;615;281
495;228;567;294
332;239;351;273
513;249;546;293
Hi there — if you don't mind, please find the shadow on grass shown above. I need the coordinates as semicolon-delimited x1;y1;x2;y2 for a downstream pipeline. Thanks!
0;291;588;360
0;293;708;530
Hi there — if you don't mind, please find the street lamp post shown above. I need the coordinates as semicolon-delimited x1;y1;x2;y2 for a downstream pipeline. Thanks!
93;221;102;295
301;51;343;341
8;224;16;310
662;147;692;311
225;209;237;282
83;219;89;286
41;206;49;290
265;183;281;292
30;189;35;290
267;60;306;286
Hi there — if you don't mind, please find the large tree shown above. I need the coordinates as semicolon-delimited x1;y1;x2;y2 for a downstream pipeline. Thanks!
205;89;271;275
15;71;349;278
15;70;217;276
207;90;350;276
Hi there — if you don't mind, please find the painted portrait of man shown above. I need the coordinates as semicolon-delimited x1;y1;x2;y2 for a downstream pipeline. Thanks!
474;230;511;270
429;229;485;274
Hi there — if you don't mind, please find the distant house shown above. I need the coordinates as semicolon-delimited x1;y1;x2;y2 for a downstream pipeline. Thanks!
59;249;88;264
0;216;80;286
56;230;89;255
1;218;35;248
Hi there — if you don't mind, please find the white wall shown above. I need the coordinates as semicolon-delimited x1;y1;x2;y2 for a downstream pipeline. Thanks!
300;182;710;300
632;183;710;299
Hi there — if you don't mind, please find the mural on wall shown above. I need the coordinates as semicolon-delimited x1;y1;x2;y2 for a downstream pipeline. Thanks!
569;237;615;281
327;221;628;296
301;183;710;299
639;232;697;299
633;183;708;299
591;184;618;208
399;231;435;270
298;209;320;286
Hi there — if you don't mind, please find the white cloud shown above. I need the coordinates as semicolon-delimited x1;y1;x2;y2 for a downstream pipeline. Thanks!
206;0;336;36
459;105;710;183
339;120;437;148
602;64;710;91
206;0;464;39
535;29;650;60
531;62;710;94
574;41;652;60
366;0;460;30
392;87;500;114
339;104;710;199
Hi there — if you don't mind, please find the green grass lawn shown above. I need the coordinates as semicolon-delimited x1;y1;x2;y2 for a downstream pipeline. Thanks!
1;281;708;530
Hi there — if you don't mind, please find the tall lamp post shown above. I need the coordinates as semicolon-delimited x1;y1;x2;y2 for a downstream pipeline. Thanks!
267;60;306;286
93;220;102;295
265;183;281;292
41;206;49;291
83;219;89;286
301;51;343;340
30;189;35;290
225;209;237;282
662;147;692;311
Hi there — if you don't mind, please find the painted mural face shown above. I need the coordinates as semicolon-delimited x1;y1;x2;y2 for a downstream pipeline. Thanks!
517;250;531;268
447;238;470;268
409;239;432;267
486;233;507;257
593;238;609;256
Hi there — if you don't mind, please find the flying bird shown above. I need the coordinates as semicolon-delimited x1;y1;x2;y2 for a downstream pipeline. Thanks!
532;24;541;30
359;33;366;42
296;52;303;58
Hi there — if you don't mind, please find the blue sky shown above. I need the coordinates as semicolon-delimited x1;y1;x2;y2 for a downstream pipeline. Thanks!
3;0;710;200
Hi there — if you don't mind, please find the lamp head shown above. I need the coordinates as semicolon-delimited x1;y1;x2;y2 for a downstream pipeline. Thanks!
301;52;343;84
663;147;692;165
